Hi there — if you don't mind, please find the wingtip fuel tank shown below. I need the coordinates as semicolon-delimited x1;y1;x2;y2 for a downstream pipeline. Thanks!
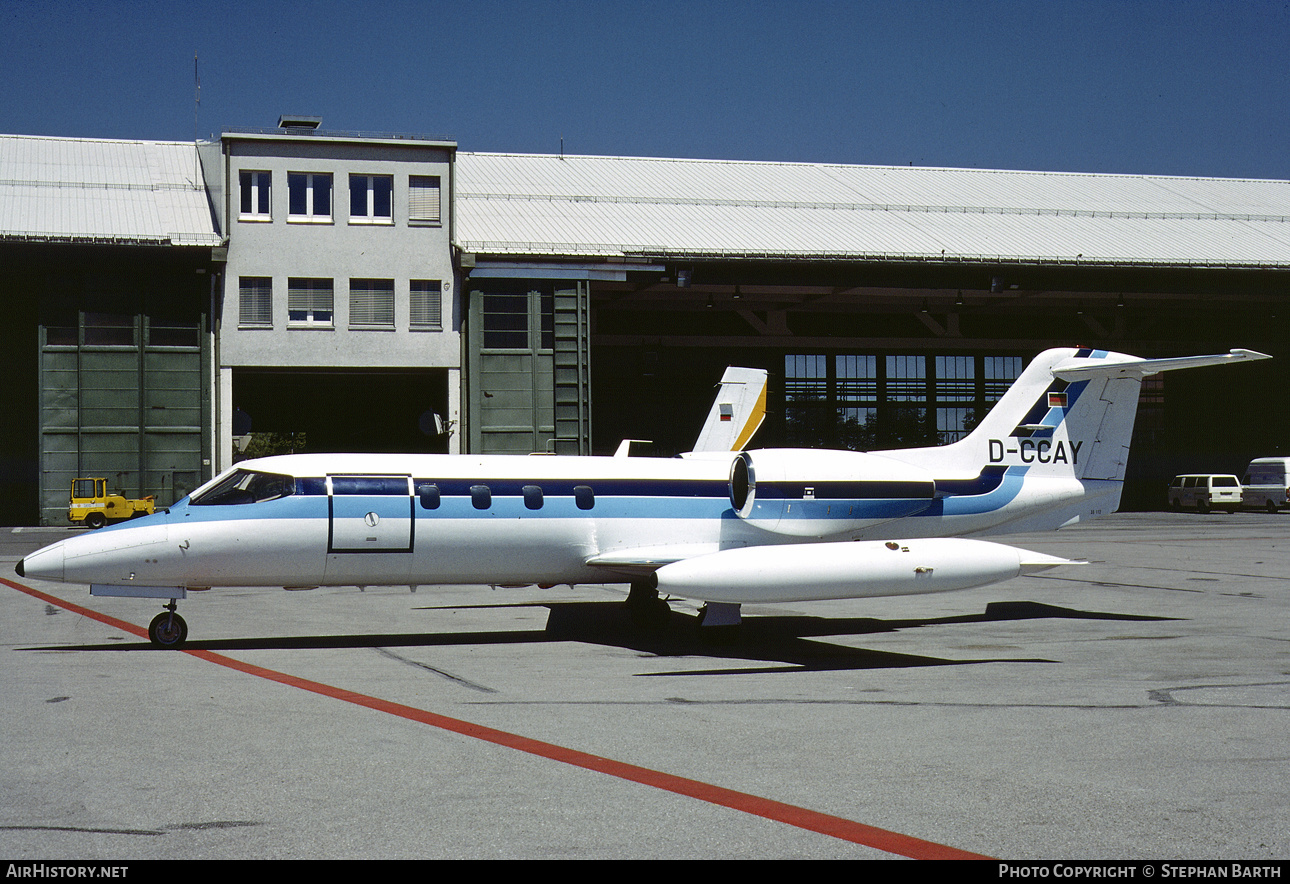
652;537;1077;604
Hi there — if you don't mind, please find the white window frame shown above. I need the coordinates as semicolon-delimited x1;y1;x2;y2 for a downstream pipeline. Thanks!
287;278;335;328
287;172;333;223
238;171;272;221
349;174;394;225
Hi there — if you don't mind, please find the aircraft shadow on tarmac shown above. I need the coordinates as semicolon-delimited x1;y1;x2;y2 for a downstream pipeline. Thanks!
38;600;1175;675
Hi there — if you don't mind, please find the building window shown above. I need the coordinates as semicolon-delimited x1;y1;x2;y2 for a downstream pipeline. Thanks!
409;175;441;225
482;293;528;349
287;172;332;221
349;175;393;223
983;356;1023;402
239;171;271;219
83;312;135;347
934;356;976;443
238;277;272;327
410;280;443;331
349;279;395;329
784;355;833;449
886;355;927;402
287;278;334;327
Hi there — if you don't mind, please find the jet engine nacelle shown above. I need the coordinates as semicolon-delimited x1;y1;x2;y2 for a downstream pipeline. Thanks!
728;448;937;537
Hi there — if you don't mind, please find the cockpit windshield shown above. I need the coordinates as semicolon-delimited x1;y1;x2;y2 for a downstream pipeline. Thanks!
190;469;295;506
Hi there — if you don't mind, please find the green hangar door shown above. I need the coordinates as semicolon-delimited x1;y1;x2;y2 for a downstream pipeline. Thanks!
38;307;210;526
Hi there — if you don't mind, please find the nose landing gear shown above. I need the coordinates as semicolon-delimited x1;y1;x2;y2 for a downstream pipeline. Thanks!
148;600;188;648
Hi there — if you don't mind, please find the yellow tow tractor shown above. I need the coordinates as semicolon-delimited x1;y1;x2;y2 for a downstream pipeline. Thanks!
68;478;155;529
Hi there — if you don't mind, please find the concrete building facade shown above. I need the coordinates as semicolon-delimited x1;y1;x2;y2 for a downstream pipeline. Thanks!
202;121;459;471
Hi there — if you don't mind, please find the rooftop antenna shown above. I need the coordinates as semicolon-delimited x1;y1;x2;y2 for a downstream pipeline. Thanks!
560;135;564;160
193;53;201;184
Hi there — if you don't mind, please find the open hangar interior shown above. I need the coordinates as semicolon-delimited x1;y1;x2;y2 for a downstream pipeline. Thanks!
587;260;1283;510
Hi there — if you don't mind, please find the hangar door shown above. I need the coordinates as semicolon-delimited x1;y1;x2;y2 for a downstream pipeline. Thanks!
39;309;210;525
466;281;590;454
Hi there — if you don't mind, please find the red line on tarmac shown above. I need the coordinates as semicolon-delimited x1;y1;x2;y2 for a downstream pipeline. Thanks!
4;577;992;860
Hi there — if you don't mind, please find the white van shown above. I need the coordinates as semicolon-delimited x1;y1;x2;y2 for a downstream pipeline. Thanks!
1241;457;1290;512
1168;474;1243;512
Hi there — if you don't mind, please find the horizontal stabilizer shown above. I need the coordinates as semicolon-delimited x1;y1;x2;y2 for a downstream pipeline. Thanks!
1053;348;1270;381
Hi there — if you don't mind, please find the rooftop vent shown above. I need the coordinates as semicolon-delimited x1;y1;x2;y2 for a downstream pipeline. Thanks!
278;115;322;131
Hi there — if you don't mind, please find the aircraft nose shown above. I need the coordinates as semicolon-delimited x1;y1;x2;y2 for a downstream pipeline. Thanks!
16;541;65;583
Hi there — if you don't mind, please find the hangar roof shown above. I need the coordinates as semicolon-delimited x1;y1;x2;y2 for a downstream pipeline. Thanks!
455;152;1290;269
0;134;220;247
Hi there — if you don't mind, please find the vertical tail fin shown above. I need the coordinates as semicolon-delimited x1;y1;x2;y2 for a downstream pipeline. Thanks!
690;367;768;453
902;348;1270;481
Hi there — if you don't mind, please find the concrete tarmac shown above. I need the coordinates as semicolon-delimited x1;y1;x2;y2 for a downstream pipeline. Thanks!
1;512;1287;860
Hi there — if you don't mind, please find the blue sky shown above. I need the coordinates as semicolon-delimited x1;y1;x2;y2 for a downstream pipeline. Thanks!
3;0;1288;179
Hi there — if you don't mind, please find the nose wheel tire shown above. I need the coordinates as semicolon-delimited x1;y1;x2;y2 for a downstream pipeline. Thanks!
148;611;188;648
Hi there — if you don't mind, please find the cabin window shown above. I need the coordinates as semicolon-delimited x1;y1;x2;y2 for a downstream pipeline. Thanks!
471;485;492;509
574;485;595;510
192;469;295;506
417;483;441;509
523;485;543;509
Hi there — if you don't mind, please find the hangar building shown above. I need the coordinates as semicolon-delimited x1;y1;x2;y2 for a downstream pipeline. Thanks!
2;123;1288;523
0;134;220;525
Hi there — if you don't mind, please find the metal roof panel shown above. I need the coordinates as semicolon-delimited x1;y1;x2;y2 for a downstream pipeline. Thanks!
0;134;220;246
456;152;1290;268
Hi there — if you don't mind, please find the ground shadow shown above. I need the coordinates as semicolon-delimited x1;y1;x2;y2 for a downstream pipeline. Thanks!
30;599;1172;674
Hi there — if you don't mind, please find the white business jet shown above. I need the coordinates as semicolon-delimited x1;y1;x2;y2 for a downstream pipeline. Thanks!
17;346;1269;647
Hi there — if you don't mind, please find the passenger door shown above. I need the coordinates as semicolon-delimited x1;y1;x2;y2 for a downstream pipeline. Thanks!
327;475;414;553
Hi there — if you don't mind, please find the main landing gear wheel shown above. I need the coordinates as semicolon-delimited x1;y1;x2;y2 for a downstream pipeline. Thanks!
148;609;188;648
625;578;671;628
